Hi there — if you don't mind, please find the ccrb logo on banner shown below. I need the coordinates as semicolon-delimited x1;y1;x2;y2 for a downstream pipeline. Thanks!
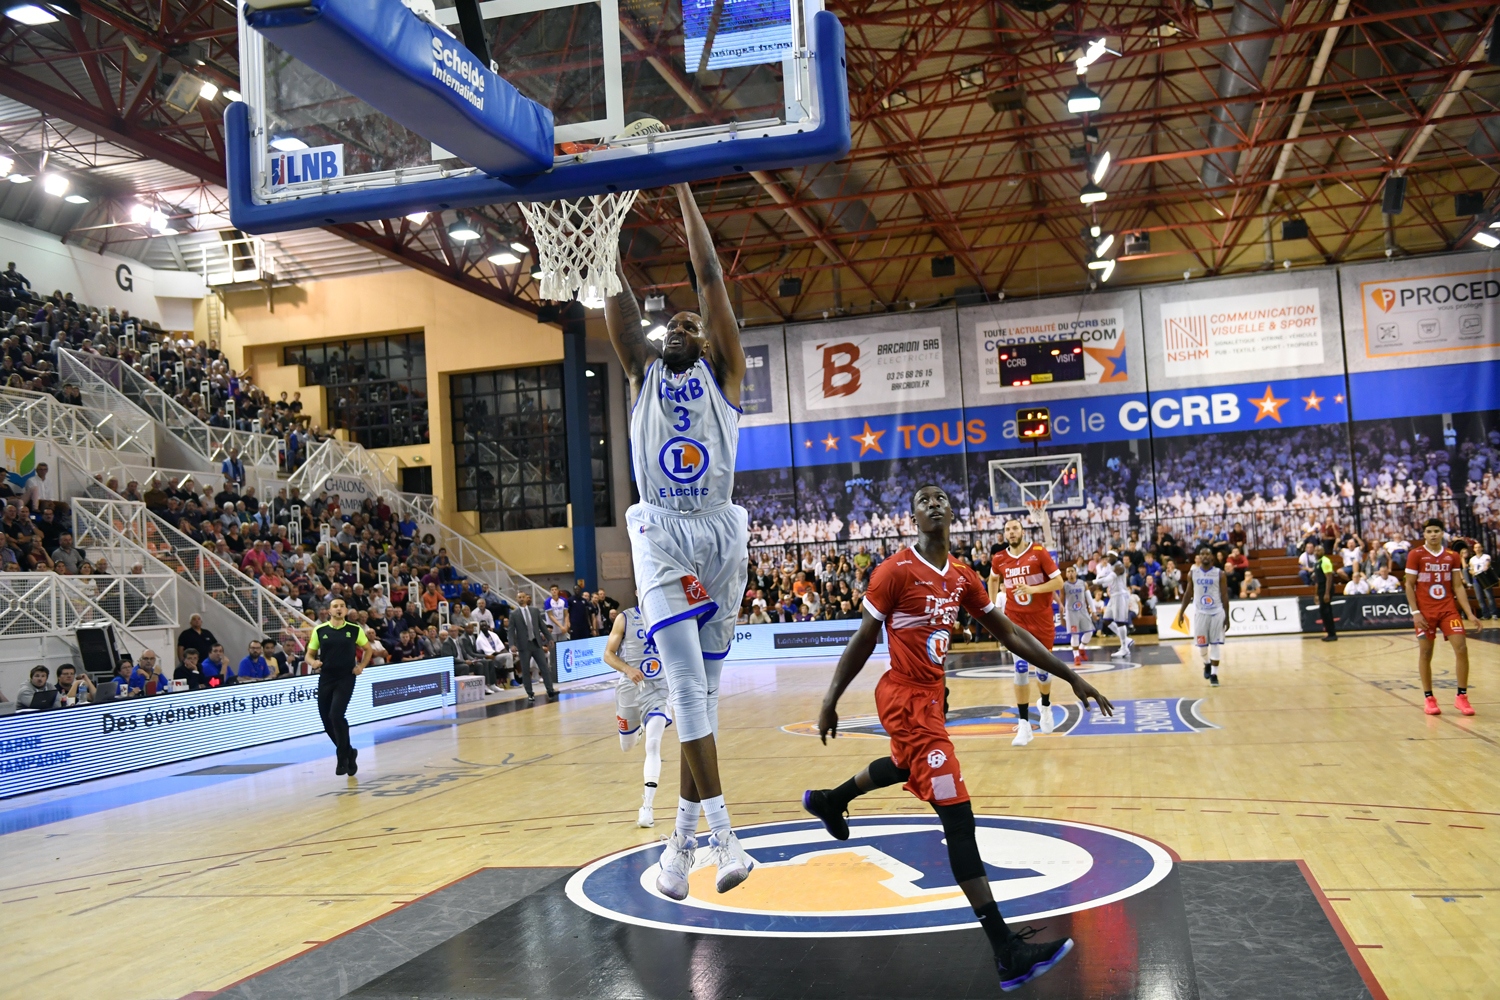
566;815;1173;936
269;143;345;187
1158;287;1324;378
802;328;947;410
1360;268;1500;357
973;309;1129;389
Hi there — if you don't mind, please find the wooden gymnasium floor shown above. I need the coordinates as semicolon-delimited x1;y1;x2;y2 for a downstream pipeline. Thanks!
1;629;1496;1000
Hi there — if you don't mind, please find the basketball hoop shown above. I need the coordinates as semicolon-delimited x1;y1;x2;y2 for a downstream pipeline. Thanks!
518;192;639;307
1023;498;1050;527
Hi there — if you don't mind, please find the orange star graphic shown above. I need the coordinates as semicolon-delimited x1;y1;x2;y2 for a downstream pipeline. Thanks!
1334;394;1344;404
855;421;886;456
1081;340;1128;382
1248;385;1289;423
821;433;840;452
1301;390;1324;411
804;439;813;449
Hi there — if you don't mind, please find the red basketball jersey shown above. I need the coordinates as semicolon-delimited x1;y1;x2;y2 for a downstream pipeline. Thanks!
1404;543;1464;618
990;543;1061;634
863;547;993;687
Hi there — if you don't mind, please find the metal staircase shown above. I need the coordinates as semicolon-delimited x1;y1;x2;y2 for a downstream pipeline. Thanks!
59;349;283;471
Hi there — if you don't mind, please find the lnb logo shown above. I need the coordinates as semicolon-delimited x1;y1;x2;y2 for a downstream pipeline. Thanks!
1371;288;1396;313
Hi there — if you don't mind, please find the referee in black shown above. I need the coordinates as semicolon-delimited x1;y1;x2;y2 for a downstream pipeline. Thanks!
306;598;372;775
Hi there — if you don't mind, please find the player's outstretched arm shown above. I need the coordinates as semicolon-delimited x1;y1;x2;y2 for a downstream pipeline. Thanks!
674;183;745;400
605;262;659;393
978;607;1113;715
817;610;883;743
602;613;644;682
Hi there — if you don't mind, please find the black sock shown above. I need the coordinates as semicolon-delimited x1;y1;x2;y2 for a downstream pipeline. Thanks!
975;901;1012;954
1424;690;1434;698
1458;687;1467;696
1017;703;1029;725
826;775;862;812
1040;693;1050;707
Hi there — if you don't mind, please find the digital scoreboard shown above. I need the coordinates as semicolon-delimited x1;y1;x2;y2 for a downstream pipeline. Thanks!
997;339;1085;386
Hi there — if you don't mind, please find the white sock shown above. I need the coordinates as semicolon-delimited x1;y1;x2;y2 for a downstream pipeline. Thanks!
1111;622;1128;643
1070;634;1080;650
675;797;701;840
702;793;731;836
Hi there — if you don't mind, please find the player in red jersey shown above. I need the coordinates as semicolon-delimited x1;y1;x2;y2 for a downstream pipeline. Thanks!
803;485;1113;992
991;512;1064;745
1404;518;1480;716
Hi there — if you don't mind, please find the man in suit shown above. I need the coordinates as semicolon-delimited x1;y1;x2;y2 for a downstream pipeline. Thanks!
509;591;556;703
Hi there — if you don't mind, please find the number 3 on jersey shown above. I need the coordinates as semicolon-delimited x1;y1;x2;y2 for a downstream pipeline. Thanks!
673;406;691;431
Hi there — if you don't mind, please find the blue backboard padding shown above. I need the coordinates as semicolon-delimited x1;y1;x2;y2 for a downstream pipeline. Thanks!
227;11;851;234
245;0;554;176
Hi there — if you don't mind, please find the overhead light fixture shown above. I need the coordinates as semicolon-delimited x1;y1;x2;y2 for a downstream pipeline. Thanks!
129;203;151;223
1089;224;1102;238
1087;259;1111;270
150;210;170;231
582;295;605;309
1079;181;1107;204
1098;260;1116;282
881;89;910;110
1095;233;1114;256
509;241;530;254
487;251;521;266
645;294;666;312
639;317;651;327
41;173;68;196
0;155;11;178
268;135;308;152
122;35;148;62
958;67;984;90
647;325;667;342
1092;150;1111;184
199;80;219;101
7;173;32;184
64;193;88;204
157;227;179;236
1490;220;1500;229
405;211;428;224
1474;231;1500;249
4;3;59;24
1083;124;1100;143
1066;83;1101;114
530;265;546;279
447;220;481;242
223;88;242;102
1075;37;1109;73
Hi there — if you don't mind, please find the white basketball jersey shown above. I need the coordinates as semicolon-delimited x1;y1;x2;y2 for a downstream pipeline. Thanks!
1192;565;1224;614
630;357;740;512
619;607;665;681
1108;563;1129;598
1062;579;1088;614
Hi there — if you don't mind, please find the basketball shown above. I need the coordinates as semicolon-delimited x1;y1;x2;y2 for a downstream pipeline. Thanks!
617;116;668;139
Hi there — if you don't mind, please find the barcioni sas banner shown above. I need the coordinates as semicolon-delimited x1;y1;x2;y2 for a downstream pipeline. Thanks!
971;308;1130;391
801;327;948;411
0;657;455;799
1358;266;1500;359
1158;287;1324;378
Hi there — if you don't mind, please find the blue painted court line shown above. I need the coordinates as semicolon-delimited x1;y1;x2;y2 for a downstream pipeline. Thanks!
0;705;459;837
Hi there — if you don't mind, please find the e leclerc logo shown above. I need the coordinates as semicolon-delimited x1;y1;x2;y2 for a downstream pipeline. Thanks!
566;815;1172;937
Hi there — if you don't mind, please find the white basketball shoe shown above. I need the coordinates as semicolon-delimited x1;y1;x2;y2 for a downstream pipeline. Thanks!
707;829;755;893
1038;704;1056;734
655;831;696;900
637;804;655;828
1012;718;1034;747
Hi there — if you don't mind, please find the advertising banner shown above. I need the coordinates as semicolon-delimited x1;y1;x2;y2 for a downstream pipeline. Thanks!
0;657;455;799
1343;259;1500;367
1299;594;1415;633
555;620;884;680
1155;597;1302;638
1157;287;1324;379
799;326;948;412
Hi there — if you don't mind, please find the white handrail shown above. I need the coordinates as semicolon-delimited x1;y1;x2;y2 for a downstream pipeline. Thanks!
0;386;155;457
0;571;178;641
60;350;282;469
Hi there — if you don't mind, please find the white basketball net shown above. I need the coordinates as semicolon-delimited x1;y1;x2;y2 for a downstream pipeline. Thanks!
518;191;640;307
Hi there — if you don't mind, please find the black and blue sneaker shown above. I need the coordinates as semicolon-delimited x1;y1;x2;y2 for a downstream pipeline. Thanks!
996;928;1073;992
801;788;850;841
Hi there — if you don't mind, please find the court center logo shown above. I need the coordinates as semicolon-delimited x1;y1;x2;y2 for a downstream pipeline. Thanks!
659;436;710;484
567;815;1172;937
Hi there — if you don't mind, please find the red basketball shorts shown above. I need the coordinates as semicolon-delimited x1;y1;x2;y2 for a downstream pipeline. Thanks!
875;672;968;805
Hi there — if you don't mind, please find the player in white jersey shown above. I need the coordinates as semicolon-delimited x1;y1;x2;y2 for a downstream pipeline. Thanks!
1177;548;1230;686
1095;554;1135;658
605;184;753;901
604;607;673;828
1061;565;1094;665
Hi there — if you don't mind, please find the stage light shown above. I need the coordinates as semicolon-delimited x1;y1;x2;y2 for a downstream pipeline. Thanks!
1066;83;1101;114
41;173;68;196
447;220;481;242
1092;150;1111;184
5;3;59;24
1079;181;1107;205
